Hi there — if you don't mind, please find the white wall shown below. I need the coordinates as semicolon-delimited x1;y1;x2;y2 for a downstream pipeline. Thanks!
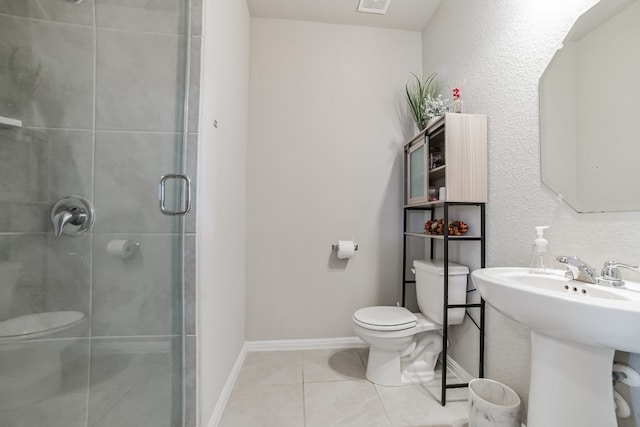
197;0;250;424
422;0;640;422
246;18;422;340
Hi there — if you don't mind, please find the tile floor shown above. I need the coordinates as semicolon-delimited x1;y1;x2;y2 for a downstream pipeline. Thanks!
218;347;470;427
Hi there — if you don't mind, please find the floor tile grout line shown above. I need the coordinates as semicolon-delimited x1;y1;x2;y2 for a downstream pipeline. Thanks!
372;383;396;427
219;348;469;427
304;378;366;384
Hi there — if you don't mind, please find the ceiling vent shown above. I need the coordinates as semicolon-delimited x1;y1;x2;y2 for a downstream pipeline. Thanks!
357;0;391;15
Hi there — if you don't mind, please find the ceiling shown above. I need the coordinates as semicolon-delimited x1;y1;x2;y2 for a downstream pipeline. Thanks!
246;0;442;32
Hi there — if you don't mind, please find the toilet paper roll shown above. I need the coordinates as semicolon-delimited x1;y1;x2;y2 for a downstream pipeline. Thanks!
336;240;356;259
106;240;137;259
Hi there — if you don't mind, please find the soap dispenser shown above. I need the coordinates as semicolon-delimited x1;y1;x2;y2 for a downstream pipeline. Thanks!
529;225;551;273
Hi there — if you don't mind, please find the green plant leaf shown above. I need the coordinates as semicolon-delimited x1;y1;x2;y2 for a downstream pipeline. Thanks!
405;72;438;130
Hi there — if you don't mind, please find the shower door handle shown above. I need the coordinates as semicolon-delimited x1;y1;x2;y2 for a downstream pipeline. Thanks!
159;174;192;216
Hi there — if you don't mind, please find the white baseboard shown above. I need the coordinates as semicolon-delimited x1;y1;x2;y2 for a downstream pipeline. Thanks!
207;342;248;427
246;336;367;352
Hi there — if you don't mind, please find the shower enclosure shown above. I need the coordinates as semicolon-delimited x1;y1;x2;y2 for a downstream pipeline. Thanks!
0;0;199;425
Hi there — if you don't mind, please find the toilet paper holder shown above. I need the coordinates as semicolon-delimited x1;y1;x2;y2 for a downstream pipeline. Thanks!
331;242;359;252
106;240;141;259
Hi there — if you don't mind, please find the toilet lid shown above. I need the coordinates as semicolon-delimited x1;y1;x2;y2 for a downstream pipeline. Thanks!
0;311;85;339
353;306;417;331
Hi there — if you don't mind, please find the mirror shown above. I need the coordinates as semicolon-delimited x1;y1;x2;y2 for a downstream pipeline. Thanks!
539;0;640;212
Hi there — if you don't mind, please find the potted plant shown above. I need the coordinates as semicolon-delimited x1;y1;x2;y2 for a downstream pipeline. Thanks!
405;72;438;131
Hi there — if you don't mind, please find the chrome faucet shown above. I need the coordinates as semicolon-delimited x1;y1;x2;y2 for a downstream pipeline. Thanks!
555;256;637;288
599;261;640;287
555;256;599;284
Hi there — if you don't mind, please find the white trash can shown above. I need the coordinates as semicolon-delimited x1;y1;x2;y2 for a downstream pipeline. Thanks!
468;378;521;427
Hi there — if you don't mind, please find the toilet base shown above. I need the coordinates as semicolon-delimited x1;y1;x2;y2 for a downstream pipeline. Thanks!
0;312;87;411
0;341;65;411
365;330;443;387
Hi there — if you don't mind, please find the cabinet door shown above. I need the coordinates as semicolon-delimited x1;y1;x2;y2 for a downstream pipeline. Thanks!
442;113;487;202
426;124;446;196
406;138;428;204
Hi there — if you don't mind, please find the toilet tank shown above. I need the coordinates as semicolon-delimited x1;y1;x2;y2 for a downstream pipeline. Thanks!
413;259;469;325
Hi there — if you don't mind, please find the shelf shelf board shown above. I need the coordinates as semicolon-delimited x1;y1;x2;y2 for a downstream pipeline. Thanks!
404;201;486;209
404;232;482;240
429;164;445;179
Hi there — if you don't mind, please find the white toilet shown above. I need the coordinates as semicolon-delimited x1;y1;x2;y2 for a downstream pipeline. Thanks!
353;259;469;386
0;261;87;410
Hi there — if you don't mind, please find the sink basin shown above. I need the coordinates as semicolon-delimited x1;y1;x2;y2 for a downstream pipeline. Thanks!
472;267;640;353
471;267;640;427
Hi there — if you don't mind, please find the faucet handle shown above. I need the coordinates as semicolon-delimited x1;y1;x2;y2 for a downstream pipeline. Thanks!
50;196;95;237
53;209;74;237
601;261;640;282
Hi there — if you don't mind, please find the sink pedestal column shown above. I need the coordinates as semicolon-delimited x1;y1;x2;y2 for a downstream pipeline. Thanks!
528;331;616;427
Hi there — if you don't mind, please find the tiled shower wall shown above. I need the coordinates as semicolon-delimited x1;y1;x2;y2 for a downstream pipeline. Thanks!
0;0;200;425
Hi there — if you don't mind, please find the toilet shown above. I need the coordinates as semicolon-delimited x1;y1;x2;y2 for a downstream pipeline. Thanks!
0;261;87;411
353;259;469;386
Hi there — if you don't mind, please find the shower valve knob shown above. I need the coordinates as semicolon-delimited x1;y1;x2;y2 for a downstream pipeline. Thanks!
51;196;95;237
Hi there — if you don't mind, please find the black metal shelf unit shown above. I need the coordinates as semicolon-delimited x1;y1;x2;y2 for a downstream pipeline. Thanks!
401;201;486;406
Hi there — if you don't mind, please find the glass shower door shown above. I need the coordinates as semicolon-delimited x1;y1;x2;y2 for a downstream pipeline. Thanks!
0;1;195;425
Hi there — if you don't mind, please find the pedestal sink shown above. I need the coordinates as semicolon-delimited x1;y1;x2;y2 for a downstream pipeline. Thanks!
471;267;640;427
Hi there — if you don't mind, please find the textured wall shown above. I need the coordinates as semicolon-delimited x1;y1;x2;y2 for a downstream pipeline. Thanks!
422;0;640;422
246;18;421;340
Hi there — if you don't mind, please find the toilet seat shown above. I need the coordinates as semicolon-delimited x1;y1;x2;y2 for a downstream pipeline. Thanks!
0;311;85;341
353;306;418;331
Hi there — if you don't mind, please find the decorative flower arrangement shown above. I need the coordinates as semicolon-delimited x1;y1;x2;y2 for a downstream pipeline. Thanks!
449;81;465;113
405;72;438;130
423;94;449;121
